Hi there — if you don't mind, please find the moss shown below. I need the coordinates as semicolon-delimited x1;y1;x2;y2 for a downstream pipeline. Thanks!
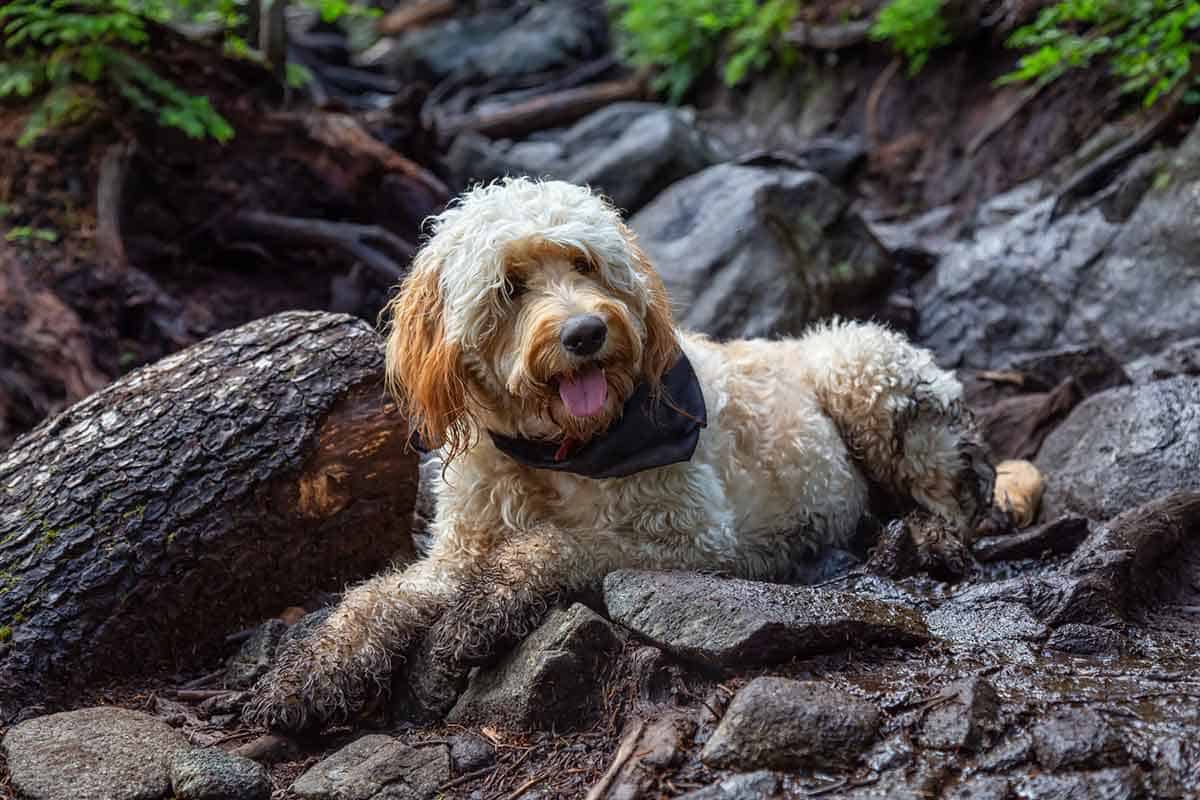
11;612;24;624
0;626;11;643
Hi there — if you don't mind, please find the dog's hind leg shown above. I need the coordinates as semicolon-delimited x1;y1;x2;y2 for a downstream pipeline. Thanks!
797;320;995;549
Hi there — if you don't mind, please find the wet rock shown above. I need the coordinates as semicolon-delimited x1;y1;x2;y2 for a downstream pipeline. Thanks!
169;747;271;800
290;734;450;800
676;770;780;799
446;103;727;213
979;730;1034;772
927;600;1048;645
628;165;894;340
918;121;1200;370
225;618;287;689
1046;623;1126;656
603;571;928;668
946;775;1011;800
448;733;495;773
1015;766;1146;800
1125;337;1200;384
446;603;622;730
1036;377;1200;521
1032;708;1127;770
974;517;1090;563
701;677;880;770
918;677;1002;751
2;707;188;800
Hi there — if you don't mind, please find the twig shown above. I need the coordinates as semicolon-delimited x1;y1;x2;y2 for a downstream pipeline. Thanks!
498;770;553;800
584;719;646;800
865;57;902;156
179;669;226;690
229;211;413;282
966;84;1046;157
439;765;498;792
172;689;234;702
377;0;456;36
785;18;873;50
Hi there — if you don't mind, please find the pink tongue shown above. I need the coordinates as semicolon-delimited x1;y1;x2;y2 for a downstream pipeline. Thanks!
558;367;608;417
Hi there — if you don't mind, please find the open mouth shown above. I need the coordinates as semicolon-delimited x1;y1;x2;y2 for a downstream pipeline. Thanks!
555;364;608;418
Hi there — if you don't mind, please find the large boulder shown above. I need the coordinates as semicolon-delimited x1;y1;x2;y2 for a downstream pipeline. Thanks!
603;571;927;668
445;103;728;213
1036;377;1200;521
917;121;1200;369
629;165;894;340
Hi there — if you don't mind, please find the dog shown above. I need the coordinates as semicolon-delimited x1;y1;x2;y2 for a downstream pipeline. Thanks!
248;177;996;733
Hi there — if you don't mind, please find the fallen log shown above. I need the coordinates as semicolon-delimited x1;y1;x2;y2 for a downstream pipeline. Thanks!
0;311;419;723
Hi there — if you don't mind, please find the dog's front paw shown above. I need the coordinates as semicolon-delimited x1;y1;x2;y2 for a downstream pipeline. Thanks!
244;663;325;734
244;643;384;733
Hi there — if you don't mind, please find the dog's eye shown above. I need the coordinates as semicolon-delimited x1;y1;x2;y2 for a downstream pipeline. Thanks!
502;276;526;302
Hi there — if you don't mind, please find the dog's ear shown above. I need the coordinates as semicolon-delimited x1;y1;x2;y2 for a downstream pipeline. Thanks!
621;224;679;385
383;257;473;458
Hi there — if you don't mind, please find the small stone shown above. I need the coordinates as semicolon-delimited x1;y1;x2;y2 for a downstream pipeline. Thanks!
701;677;880;771
604;571;928;669
446;604;623;730
2;707;188;800
979;731;1034;772
675;770;780;799
290;734;450;800
449;733;495;773
1032;708;1128;770
865;735;916;773
927;600;1048;645
169;747;271;800
1015;766;1147;800
1046;624;1126;656
945;775;1011;800
918;678;1002;752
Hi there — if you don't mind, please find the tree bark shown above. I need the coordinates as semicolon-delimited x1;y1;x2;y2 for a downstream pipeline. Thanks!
0;311;419;722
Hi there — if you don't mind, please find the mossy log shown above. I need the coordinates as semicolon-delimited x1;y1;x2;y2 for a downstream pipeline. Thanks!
0;311;418;722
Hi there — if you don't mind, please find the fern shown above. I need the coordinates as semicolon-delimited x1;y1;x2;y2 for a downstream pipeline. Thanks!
869;0;952;76
611;0;800;103
1001;0;1200;108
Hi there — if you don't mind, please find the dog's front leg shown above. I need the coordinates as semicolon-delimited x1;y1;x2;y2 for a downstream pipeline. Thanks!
426;526;614;668
246;553;461;733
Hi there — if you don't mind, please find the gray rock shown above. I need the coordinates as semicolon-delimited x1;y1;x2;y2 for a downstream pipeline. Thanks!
918;121;1200;370
290;734;450;800
449;733;495;773
918;678;1002;751
169;747;271;800
628;165;894;340
865;735;916;773
1046;624;1126;656
1032;708;1127;770
676;770;780;799
603;571;928;668
926;600;1048;645
367;12;513;80
1124;337;1200;384
446;103;728;214
446;603;622;730
1036;377;1200;521
945;775;1012;800
226;618;287;689
1015;767;1146;800
2;707;188;800
979;730;1034;772
700;677;880;770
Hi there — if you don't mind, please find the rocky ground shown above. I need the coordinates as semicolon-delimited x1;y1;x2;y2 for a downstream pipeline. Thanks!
3;0;1200;798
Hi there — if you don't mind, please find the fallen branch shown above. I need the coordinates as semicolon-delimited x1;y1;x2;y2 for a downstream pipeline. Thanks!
377;0;457;36
584;719;646;800
229;211;414;282
785;19;873;50
95;140;136;271
439;73;649;140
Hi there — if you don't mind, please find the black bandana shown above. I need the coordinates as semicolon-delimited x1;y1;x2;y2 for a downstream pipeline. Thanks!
489;352;707;479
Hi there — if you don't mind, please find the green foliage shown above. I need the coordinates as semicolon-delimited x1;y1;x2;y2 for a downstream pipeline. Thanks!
1001;0;1200;107
0;0;233;146
5;225;60;243
869;0;952;75
611;0;799;103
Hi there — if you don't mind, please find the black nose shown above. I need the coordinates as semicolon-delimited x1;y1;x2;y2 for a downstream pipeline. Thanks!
560;314;607;356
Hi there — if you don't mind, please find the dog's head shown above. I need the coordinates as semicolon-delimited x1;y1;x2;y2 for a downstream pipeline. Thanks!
383;178;678;459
